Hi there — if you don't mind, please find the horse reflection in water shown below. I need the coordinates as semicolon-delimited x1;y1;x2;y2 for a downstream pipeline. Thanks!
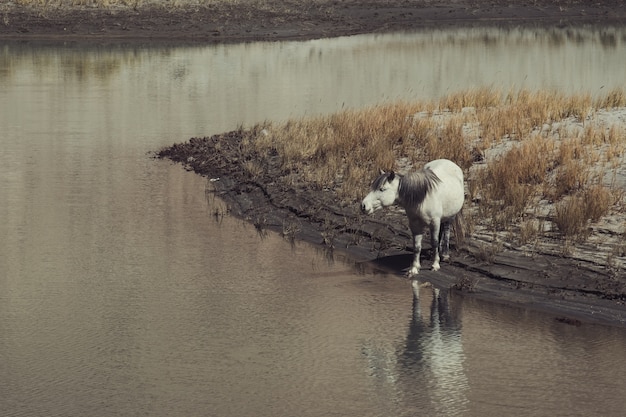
362;282;469;416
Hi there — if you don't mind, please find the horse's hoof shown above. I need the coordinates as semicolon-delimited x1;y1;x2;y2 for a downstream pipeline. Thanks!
431;263;440;271
407;267;420;277
442;254;450;262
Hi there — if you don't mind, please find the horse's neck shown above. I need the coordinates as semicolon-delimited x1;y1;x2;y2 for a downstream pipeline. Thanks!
396;176;409;208
397;174;428;209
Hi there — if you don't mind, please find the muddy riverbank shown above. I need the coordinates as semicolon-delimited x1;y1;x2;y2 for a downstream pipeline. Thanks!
157;123;626;327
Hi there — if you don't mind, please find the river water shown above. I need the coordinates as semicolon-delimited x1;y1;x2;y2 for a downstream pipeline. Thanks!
2;26;626;416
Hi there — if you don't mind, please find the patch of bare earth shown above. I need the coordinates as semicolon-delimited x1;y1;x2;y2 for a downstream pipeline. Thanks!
2;0;626;43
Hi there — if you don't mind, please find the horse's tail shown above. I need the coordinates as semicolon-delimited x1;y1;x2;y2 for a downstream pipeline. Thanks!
452;207;466;247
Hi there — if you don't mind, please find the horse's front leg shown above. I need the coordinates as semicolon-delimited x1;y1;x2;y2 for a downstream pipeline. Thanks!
408;232;423;277
430;220;441;271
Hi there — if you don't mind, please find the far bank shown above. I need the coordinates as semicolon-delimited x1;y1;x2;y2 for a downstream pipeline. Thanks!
2;0;626;43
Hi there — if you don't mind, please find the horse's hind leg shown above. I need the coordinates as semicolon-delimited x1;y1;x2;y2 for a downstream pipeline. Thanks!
439;221;451;261
430;221;441;271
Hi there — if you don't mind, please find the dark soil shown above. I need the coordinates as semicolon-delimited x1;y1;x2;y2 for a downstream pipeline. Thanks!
2;1;626;44
4;0;625;326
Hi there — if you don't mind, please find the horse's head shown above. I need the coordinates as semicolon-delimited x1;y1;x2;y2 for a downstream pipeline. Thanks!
361;170;400;214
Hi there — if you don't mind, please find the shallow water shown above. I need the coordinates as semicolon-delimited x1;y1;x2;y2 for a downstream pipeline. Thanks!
2;27;626;416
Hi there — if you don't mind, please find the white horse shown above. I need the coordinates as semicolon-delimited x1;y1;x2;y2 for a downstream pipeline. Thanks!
361;159;464;276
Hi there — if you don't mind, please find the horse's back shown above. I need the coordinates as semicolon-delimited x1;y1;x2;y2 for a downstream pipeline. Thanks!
425;159;464;184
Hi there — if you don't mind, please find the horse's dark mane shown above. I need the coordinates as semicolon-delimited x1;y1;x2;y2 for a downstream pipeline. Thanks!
398;167;441;206
370;172;391;191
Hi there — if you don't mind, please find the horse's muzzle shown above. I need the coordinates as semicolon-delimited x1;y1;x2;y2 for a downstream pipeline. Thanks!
361;203;375;215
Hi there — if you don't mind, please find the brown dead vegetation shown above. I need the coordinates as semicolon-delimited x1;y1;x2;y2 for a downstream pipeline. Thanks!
235;88;626;258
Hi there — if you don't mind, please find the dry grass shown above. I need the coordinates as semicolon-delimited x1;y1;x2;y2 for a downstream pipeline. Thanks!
479;134;555;217
595;87;626;108
552;184;616;240
244;87;626;246
519;218;542;245
252;102;429;201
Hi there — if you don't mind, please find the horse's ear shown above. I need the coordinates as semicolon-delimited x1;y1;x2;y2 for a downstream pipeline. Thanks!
388;171;395;181
379;169;385;175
